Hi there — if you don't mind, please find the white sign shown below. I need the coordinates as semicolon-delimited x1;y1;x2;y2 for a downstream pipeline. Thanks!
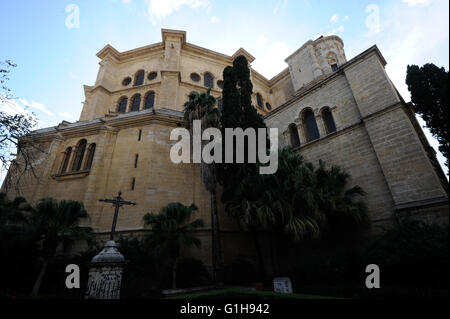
273;277;293;294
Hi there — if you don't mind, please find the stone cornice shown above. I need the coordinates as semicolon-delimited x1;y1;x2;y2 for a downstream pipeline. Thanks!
28;109;184;142
96;42;164;62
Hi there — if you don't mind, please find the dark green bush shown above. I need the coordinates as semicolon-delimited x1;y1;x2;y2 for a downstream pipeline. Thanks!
176;257;210;288
224;255;258;286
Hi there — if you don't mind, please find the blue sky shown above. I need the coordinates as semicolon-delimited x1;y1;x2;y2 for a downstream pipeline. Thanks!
1;0;448;174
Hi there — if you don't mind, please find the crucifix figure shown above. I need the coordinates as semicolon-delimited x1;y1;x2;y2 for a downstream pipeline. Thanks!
99;192;136;241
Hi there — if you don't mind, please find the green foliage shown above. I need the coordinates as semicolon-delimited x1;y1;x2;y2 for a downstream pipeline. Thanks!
117;236;164;298
406;63;449;168
183;88;220;132
118;237;210;295
31;198;94;257
225;148;369;241
144;203;204;258
143;202;204;288
362;220;448;288
0;194;95;297
218;55;266;195
176;257;211;288
223;255;258;286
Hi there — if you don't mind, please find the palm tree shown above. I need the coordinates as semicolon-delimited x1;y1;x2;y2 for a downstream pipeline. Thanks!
0;192;32;228
225;148;369;274
183;89;224;284
30;198;93;297
143;203;204;289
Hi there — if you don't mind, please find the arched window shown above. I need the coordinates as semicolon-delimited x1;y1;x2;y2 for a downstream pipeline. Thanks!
130;94;141;112
118;97;128;113
289;123;301;148
60;147;72;173
322;108;336;134
83;143;96;170
144;91;155;109
256;93;263;109
72;139;87;171
327;52;339;72
303;109;320;142
204;72;213;88
134;70;145;86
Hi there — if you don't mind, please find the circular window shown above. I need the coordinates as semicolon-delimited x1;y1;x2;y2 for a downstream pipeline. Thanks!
265;102;272;111
217;80;224;89
190;73;200;82
122;77;132;86
148;72;157;81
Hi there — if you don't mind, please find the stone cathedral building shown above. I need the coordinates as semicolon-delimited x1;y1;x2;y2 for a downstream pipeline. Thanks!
3;29;448;267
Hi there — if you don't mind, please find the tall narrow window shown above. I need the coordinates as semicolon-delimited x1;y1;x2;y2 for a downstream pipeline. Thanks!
60;147;72;173
130;94;141;112
84;143;96;170
134;70;145;86
118;97;128;113
138;129;142;141
322;108;337;134
256;93;263;109
303;109;320;142
131;178;136;191
134;154;139;168
289;123;301;148
144;91;155;109
72;139;87;171
204;72;213;88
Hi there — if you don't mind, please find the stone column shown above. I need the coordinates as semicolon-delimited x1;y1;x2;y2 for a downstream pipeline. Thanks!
315;112;327;137
85;240;126;299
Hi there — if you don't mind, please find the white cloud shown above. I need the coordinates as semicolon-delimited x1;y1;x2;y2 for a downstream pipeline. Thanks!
145;0;210;23
257;35;268;48
210;16;220;23
327;25;344;36
122;0;131;3
343;15;349;21
273;0;288;14
0;96;40;129
252;42;291;79
57;112;73;120
402;0;431;6
19;98;53;116
330;14;339;24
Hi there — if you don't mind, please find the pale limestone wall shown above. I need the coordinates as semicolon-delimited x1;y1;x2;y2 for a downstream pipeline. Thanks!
265;72;395;223
285;36;346;92
266;46;448;226
266;74;361;147
269;71;295;109
3;29;448;268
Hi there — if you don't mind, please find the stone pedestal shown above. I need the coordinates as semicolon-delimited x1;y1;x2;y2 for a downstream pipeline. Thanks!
85;240;126;299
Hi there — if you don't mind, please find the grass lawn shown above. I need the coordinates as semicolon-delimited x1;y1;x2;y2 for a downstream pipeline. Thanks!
166;288;341;299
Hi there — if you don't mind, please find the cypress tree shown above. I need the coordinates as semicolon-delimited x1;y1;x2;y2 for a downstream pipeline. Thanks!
218;55;268;281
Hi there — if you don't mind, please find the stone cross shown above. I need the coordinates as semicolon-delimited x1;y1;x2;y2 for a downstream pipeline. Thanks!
99;191;136;240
